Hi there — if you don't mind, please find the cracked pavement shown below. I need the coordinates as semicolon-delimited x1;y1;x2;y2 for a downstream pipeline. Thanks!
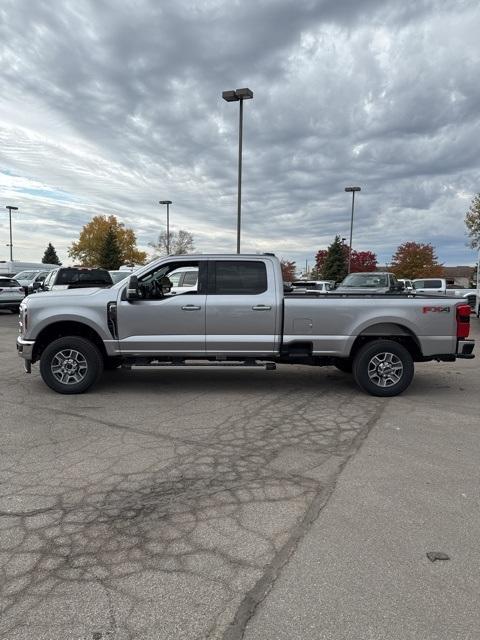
0;311;384;639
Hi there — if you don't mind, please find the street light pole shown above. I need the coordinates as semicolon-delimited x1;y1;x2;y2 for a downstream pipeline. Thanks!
159;200;172;255
222;87;253;253
5;206;19;262
344;187;361;273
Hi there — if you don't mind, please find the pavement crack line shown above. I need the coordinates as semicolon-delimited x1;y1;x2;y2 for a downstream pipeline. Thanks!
221;400;389;640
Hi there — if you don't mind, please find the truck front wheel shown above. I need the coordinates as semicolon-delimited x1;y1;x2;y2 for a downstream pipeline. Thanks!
39;336;104;394
352;340;414;397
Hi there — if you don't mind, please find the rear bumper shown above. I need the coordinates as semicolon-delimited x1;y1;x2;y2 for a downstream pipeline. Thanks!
456;339;475;359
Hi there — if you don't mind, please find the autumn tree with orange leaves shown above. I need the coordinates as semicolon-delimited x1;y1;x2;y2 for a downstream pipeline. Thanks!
389;242;443;279
280;259;297;281
69;215;147;267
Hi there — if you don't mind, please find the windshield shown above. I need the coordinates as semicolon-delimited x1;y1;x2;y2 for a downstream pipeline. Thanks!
14;271;37;280
341;274;388;288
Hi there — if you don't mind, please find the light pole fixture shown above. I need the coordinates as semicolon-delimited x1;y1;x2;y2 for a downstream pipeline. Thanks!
344;186;361;273
222;87;254;253
5;206;19;262
159;200;172;254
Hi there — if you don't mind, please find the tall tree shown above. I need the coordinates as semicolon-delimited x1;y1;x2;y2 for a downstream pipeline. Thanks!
150;229;195;256
42;242;61;265
316;245;377;275
322;236;348;282
280;259;296;281
350;250;377;273
98;226;123;270
390;242;443;279
69;215;147;266
465;192;480;248
315;249;328;275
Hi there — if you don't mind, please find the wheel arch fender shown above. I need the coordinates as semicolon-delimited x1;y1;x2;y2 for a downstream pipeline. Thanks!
32;320;107;363
350;322;423;360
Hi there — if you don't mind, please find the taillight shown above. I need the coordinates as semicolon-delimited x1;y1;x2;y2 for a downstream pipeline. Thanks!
456;304;470;338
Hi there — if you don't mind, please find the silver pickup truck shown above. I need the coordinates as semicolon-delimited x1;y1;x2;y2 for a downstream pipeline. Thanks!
17;254;474;397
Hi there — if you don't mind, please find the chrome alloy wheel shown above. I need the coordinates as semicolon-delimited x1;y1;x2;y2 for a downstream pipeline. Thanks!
51;349;88;385
367;352;403;388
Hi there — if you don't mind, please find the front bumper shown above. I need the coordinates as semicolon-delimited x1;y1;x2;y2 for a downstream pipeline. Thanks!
17;337;35;372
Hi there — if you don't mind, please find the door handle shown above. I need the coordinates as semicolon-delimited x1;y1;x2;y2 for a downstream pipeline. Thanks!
252;305;271;311
182;305;201;311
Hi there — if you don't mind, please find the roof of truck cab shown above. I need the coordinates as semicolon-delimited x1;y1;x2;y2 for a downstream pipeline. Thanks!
151;253;275;258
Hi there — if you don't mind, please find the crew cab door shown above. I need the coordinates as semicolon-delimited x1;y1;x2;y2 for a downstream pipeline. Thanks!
205;259;279;355
116;260;207;355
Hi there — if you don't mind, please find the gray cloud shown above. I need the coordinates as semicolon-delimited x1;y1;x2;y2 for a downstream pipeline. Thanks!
0;0;479;269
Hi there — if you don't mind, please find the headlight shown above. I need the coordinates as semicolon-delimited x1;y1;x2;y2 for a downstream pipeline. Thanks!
19;303;27;335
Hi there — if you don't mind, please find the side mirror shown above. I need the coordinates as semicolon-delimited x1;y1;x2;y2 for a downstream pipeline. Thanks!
32;281;42;290
126;275;140;301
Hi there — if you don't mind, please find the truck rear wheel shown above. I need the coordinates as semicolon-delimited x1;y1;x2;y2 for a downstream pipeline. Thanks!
352;339;414;397
39;336;104;394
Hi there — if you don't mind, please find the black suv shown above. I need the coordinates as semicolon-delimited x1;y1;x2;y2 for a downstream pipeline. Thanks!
41;267;113;291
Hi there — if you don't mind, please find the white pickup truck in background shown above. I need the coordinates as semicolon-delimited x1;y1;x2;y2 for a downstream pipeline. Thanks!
413;278;479;313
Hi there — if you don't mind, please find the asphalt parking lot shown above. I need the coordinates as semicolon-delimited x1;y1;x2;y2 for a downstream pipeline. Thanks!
0;310;479;640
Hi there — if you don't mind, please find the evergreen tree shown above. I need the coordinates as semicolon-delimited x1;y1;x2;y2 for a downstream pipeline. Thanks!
322;236;348;282
42;242;61;265
98;226;123;270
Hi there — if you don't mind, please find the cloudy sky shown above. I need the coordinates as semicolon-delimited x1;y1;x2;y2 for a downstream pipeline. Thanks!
1;0;479;270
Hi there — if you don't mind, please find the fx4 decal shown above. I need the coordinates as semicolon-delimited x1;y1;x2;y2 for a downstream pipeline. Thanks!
422;306;450;314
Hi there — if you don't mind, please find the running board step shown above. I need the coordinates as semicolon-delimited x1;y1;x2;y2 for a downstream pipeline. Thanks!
123;361;276;370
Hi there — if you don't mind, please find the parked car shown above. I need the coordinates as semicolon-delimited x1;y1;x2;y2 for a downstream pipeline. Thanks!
412;278;446;294
0;277;25;313
397;278;413;292
14;270;50;293
291;280;332;293
336;272;403;294
40;267;113;291
412;278;478;310
16;254;474;397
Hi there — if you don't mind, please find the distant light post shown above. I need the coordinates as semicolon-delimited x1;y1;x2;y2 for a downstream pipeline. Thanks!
5;206;19;261
344;187;361;273
222;87;254;253
159;200;172;254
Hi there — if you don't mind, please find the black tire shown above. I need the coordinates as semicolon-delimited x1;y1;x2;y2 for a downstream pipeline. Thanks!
352;339;414;397
334;359;353;373
104;356;122;370
39;336;104;394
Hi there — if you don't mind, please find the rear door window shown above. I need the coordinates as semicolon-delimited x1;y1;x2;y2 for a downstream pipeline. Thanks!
212;261;267;295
